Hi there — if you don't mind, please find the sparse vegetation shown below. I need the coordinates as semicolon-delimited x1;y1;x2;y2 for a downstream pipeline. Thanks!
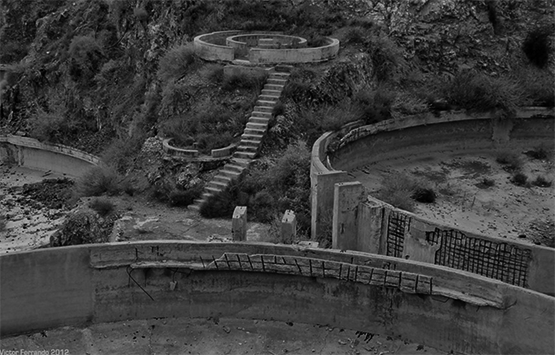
496;150;523;171
511;172;529;187
157;44;198;83
476;178;496;189
89;197;115;217
378;174;436;211
76;166;121;197
532;176;552;188
525;144;551;160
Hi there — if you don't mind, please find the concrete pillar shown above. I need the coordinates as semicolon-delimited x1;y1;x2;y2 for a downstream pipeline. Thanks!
232;206;247;241
281;210;296;244
357;198;385;254
310;170;349;241
332;182;365;251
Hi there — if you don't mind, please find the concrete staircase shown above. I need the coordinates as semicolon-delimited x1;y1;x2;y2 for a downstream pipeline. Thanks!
189;67;291;212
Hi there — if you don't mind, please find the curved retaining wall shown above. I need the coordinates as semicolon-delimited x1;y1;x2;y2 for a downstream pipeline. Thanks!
1;241;553;354
249;37;340;64
310;109;555;294
194;30;339;63
0;135;100;178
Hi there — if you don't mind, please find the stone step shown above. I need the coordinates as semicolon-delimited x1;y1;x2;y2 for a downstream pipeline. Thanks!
269;72;290;78
261;89;282;95
246;122;268;129
188;203;201;212
206;186;223;194
267;78;287;85
250;116;270;124
240;139;261;147
253;106;273;113
258;95;279;102
213;175;233;183
256;99;277;106
275;64;294;73
264;84;284;91
207;180;228;189
224;163;246;173
252;111;272;118
244;127;266;135
232;157;252;167
201;192;214;199
220;169;242;179
234;151;257;159
237;145;258;152
242;132;264;140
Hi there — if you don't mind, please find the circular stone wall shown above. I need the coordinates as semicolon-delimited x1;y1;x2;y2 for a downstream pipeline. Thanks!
194;30;339;63
1;241;553;354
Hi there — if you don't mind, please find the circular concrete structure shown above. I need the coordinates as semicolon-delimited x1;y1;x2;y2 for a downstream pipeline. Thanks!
1;242;553;354
194;30;339;64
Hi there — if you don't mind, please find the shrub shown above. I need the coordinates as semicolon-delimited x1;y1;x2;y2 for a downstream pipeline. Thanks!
379;174;436;210
76;166;121;197
522;26;552;69
315;211;333;249
511;172;529;186
169;185;203;207
525;144;551;160
345;27;366;44
513;65;554;107
272;101;285;117
249;190;276;223
101;133;146;174
532;176;553;188
89;198;115;217
496;150;523;171
157;44;197;83
196;131;234;155
444;70;522;117
200;185;237;219
476;178;495;189
200;64;224;84
355;86;396;124
412;188;436;203
365;34;406;83
68;35;104;83
222;72;267;91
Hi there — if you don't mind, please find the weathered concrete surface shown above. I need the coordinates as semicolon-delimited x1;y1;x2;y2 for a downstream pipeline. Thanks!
232;206;247;241
1;242;553;354
0;135;100;178
332;182;364;250
1;318;446;355
280;209;296;244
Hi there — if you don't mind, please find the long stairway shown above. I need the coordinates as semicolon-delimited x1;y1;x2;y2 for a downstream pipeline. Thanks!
189;67;291;212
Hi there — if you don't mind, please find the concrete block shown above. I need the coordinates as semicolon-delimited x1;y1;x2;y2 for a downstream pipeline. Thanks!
332;181;365;250
281;210;296;243
232;206;247;241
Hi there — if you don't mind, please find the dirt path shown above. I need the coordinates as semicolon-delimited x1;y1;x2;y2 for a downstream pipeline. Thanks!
353;149;554;246
0;164;272;254
1;317;445;355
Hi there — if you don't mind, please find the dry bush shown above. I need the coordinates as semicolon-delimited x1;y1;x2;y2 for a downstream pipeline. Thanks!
157;44;197;83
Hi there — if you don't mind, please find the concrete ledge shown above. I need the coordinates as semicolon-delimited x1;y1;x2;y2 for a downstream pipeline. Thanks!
162;138;199;158
249;37;340;64
0;134;101;178
1;241;553;354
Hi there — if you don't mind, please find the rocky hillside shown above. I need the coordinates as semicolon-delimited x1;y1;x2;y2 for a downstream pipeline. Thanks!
0;0;553;239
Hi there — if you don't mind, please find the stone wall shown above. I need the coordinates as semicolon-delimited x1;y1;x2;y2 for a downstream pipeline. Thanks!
1;241;553;354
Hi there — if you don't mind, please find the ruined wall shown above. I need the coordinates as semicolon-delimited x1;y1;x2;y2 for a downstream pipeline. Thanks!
0;134;100;177
313;109;555;293
1;242;553;354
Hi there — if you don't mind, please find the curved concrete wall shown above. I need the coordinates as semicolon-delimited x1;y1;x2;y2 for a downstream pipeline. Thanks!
1;241;553;354
310;109;555;293
249;38;340;64
194;31;339;64
0;135;101;178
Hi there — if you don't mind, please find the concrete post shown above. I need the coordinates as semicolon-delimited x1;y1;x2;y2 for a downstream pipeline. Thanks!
310;170;349;241
281;210;296;244
232;206;247;241
332;182;365;251
357;197;385;254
